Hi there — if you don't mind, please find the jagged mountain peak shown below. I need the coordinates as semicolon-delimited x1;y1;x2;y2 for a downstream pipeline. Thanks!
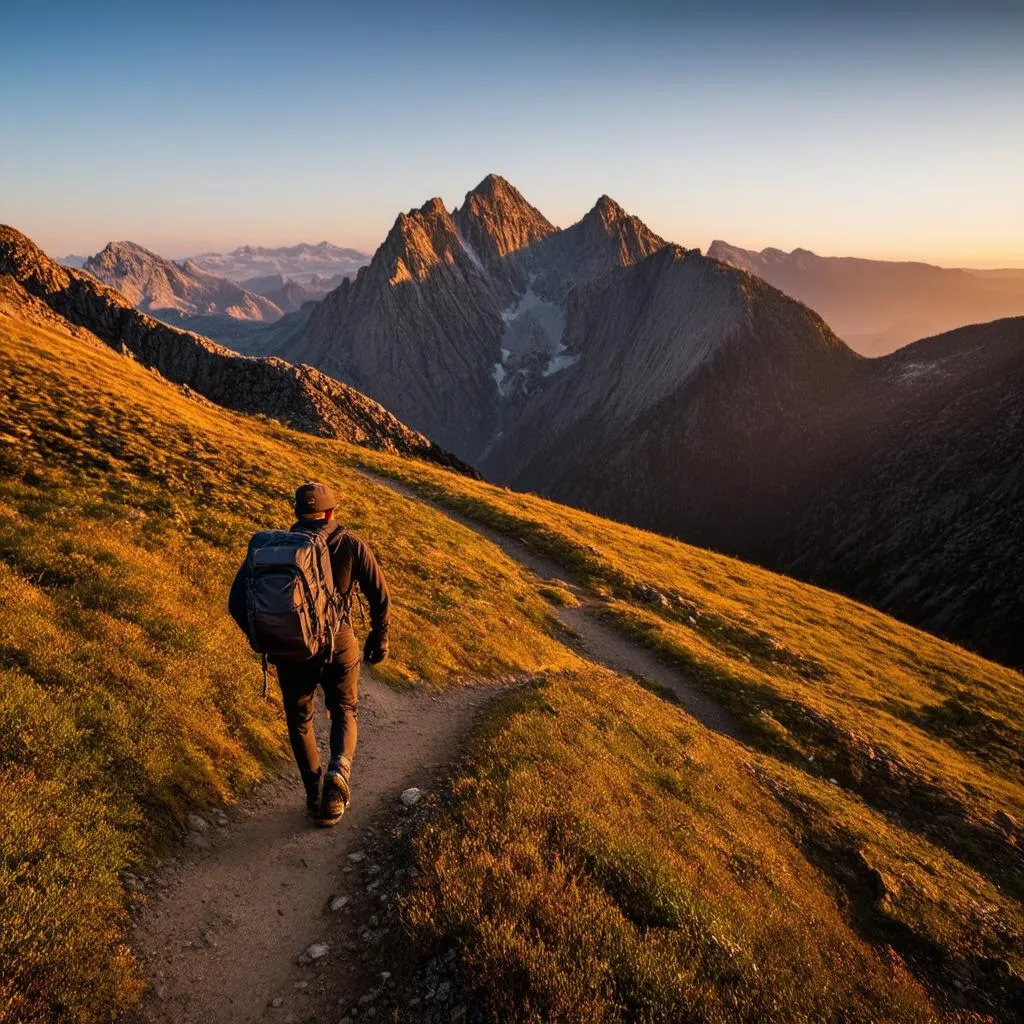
374;197;468;286
454;174;555;264
591;194;627;221
88;240;161;266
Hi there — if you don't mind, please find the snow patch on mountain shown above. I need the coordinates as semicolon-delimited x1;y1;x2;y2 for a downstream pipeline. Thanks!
499;283;565;357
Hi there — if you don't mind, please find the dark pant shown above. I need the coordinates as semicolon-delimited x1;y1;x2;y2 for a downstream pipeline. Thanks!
275;628;360;783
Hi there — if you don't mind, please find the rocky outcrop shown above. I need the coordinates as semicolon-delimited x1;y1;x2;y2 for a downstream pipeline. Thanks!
280;175;670;458
486;242;1024;666
0;225;474;475
83;241;283;322
707;241;1024;355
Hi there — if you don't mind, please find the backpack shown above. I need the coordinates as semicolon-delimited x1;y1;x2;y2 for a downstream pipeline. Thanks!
243;527;348;662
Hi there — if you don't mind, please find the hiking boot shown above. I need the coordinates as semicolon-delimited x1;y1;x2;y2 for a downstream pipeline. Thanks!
317;760;350;828
301;767;323;819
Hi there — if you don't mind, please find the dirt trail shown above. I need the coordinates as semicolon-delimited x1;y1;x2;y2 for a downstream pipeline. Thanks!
359;470;744;741
129;471;743;1022
129;678;498;1024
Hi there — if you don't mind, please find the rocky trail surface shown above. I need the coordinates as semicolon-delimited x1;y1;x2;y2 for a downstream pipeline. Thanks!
126;680;500;1024
125;478;742;1023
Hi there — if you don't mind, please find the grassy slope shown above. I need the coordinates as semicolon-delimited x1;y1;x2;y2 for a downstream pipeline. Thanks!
356;453;1024;1020
2;287;1021;1022
0;297;576;1024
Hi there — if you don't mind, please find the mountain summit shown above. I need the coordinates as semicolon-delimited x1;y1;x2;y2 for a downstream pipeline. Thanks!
452;174;556;265
276;175;670;454
82;240;282;322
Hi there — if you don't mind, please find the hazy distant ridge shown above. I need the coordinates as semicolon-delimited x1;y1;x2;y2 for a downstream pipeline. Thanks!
190;241;370;285
707;241;1024;355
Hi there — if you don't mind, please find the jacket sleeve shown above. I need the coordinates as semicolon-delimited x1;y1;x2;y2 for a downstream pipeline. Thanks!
227;561;250;635
347;534;390;634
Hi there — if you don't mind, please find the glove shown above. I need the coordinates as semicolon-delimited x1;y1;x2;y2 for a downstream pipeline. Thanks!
364;627;388;665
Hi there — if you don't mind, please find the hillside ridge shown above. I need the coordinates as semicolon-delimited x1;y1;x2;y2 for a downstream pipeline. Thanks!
0;225;473;474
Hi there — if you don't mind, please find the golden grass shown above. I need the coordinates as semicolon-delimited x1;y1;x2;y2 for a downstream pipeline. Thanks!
0;309;575;1022
2;296;1022;1022
359;452;1024;1018
405;668;939;1023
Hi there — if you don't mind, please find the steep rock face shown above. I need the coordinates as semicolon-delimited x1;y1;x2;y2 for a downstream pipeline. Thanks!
708;241;1024;355
282;176;669;459
0;226;473;475
452;174;556;266
83;242;283;322
772;317;1024;667
292;197;507;455
484;246;860;549
529;195;667;301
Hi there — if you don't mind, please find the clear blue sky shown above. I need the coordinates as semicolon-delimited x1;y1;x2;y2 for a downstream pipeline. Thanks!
1;1;1021;265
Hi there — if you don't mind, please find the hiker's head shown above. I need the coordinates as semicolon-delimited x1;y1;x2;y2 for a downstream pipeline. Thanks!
294;482;336;521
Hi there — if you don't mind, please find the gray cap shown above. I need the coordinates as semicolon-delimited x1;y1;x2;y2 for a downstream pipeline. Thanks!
294;481;336;515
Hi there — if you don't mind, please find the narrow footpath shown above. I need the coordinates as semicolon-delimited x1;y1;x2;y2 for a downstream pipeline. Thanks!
358;469;744;741
127;471;743;1023
128;680;499;1024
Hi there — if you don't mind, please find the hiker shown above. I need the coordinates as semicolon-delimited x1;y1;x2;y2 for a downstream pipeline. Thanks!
228;482;390;826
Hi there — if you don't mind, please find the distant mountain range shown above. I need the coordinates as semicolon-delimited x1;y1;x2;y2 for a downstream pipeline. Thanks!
80;241;284;323
189;241;369;285
265;174;1024;666
707;241;1024;355
1;226;470;474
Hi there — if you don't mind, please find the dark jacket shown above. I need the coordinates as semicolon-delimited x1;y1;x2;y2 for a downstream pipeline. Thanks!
228;519;390;641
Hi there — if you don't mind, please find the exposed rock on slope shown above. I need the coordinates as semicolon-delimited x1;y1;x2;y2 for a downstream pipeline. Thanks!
83;241;283;322
0;226;473;474
281;175;667;457
484;245;860;550
487;243;1024;665
708;241;1024;355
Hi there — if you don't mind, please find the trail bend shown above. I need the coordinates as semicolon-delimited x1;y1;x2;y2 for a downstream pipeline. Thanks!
356;468;744;742
128;469;743;1022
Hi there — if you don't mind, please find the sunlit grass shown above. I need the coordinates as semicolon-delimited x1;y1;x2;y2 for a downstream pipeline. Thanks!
360;450;1024;1019
405;668;944;1023
0;301;576;1022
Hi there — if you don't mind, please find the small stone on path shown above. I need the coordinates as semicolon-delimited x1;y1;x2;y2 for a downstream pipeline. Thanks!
306;941;330;960
400;787;422;807
347;851;366;863
187;813;209;832
330;895;350;911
